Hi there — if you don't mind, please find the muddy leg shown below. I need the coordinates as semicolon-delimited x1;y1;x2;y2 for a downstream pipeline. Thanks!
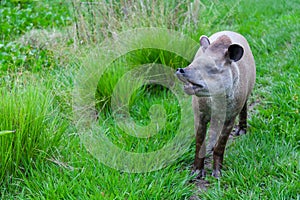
234;102;247;136
207;118;223;155
212;120;235;178
192;115;208;179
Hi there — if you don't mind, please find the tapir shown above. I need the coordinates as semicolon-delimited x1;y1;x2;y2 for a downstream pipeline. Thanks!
176;31;256;178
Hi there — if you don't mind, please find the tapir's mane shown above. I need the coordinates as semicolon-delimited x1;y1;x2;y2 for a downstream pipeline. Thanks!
208;35;232;52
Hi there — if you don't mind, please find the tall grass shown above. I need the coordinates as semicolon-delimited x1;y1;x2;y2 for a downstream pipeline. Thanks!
0;84;67;184
71;0;208;45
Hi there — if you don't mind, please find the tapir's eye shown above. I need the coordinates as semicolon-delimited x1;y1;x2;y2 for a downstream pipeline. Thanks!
209;68;218;74
208;66;220;74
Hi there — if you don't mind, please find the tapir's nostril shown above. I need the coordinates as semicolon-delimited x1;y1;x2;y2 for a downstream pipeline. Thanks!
176;68;185;73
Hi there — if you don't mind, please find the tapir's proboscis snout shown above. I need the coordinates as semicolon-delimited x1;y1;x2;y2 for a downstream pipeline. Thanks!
176;67;209;96
176;31;256;178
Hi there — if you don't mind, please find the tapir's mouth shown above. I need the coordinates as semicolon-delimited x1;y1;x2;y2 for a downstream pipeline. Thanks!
186;80;204;89
182;80;211;96
176;74;204;89
176;72;210;96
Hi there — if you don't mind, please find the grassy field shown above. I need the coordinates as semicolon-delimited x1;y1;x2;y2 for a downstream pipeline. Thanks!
0;0;299;199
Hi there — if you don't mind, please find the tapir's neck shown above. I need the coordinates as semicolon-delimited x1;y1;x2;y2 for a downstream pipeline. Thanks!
227;62;240;100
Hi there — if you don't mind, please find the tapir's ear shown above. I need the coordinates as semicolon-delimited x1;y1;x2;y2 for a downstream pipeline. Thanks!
200;35;210;50
228;44;244;62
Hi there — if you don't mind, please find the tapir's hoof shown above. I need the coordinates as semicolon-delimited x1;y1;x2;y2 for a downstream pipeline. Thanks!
191;169;206;179
234;127;246;136
212;169;222;179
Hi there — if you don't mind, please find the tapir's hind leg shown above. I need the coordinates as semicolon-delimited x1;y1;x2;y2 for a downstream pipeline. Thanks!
234;101;247;136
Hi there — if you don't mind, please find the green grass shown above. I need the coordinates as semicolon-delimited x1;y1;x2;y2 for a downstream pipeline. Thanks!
1;0;299;199
0;82;67;184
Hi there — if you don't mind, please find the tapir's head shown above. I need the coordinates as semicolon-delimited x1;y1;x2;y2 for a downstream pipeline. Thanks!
176;35;244;97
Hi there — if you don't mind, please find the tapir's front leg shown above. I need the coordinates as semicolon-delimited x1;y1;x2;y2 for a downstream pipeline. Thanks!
212;119;235;178
193;112;208;179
